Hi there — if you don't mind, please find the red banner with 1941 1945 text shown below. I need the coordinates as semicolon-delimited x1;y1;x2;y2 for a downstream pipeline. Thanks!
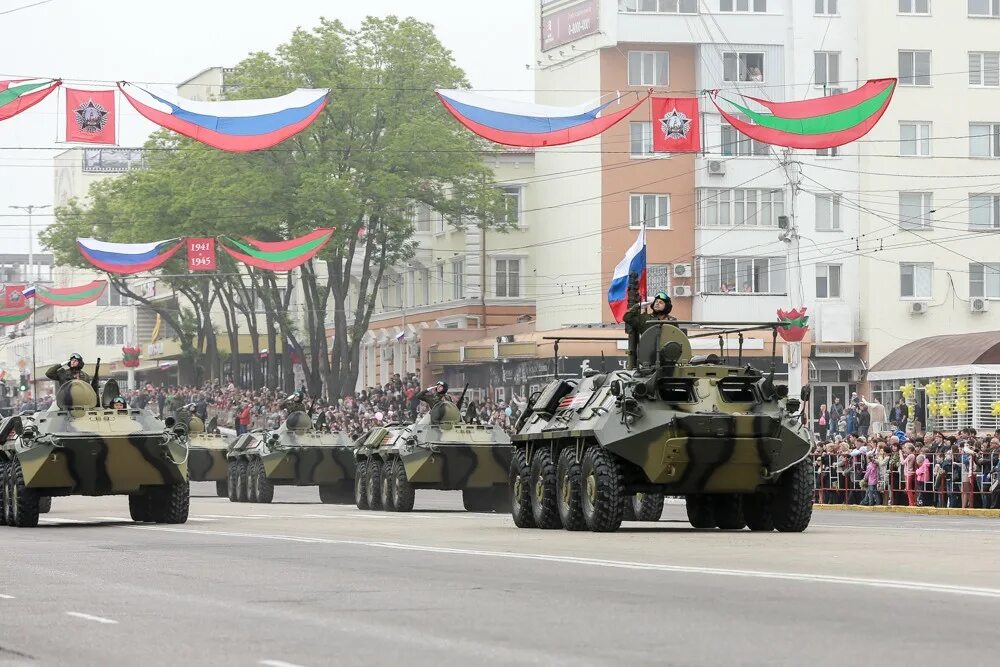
187;238;216;271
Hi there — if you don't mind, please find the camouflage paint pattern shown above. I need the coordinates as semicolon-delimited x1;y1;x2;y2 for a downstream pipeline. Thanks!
228;424;356;486
187;432;231;482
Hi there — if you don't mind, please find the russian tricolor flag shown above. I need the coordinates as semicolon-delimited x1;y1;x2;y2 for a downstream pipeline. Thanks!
607;227;647;323
77;237;184;274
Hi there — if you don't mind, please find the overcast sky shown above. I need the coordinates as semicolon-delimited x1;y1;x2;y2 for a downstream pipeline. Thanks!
0;0;534;255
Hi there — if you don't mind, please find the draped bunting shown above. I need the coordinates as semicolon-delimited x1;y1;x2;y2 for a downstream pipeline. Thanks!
0;79;60;122
35;280;108;306
218;228;335;271
77;238;184;274
0;307;32;325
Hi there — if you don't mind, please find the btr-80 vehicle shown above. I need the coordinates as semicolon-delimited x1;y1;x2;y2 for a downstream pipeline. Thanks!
354;399;512;513
510;322;814;533
0;379;190;528
226;412;356;504
177;413;231;497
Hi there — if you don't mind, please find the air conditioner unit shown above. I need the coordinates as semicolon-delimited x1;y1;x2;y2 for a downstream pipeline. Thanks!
909;302;929;315
971;297;990;313
673;263;692;278
707;160;726;176
672;285;693;298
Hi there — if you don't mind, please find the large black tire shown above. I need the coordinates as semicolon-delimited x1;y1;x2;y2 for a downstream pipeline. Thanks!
771;459;814;533
381;460;396;511
367;458;383;511
529;448;562;528
319;482;353;504
392;460;415;512
0;459;7;526
685;495;716;529
37;496;52;514
354;459;369;510
254;458;274;504
462;488;494;512
227;461;239;502
6;459;39;528
235;459;249;503
742;493;775;531
556;448;586;531
509;448;535;528
216;479;229;498
710;494;746;530
129;493;152;522
246;458;260;503
580;446;624;533
148;480;190;524
622;497;636;521
632;493;664;522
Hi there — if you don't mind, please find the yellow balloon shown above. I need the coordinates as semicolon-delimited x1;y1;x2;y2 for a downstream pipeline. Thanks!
956;379;969;396
955;398;969;413
941;378;955;395
925;382;939;398
928;401;939;416
992;401;1000;417
939;403;953;417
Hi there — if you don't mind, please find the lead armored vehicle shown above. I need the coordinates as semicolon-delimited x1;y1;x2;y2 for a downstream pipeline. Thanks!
353;400;512;513
226;412;356;503
179;413;231;497
510;323;814;533
0;380;190;528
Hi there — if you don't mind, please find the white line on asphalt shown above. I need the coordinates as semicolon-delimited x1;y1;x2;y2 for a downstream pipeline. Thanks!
0;594;14;599
65;611;118;625
812;523;1000;534
130;525;1000;600
259;660;308;667
38;517;87;524
92;517;132;522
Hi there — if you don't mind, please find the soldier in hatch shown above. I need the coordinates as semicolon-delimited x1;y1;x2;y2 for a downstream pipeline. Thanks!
46;353;94;388
283;391;308;414
623;290;677;369
416;381;450;409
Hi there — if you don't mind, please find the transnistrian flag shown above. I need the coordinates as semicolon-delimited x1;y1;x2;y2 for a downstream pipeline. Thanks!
710;78;896;149
218;229;335;271
35;280;108;307
0;79;61;122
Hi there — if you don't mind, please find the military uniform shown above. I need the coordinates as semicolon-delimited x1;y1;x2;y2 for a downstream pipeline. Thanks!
416;388;445;409
45;364;91;387
283;399;307;414
623;304;677;370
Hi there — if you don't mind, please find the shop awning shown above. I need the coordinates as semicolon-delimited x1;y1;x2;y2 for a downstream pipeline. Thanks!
809;357;867;373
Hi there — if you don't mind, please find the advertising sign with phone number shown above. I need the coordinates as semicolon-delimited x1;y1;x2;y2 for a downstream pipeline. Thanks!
541;0;599;51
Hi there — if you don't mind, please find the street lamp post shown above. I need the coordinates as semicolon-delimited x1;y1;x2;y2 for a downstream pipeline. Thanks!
9;203;51;403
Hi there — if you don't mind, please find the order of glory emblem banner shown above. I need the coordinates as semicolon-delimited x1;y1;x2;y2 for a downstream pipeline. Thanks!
65;88;117;144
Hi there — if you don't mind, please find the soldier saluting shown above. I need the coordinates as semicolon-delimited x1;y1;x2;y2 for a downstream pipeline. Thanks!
282;391;308;414
416;381;449;408
623;273;676;369
46;353;97;390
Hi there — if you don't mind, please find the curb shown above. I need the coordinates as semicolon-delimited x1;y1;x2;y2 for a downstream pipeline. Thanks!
815;503;1000;518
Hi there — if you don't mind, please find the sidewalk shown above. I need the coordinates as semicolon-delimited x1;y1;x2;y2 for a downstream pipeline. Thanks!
815;504;1000;518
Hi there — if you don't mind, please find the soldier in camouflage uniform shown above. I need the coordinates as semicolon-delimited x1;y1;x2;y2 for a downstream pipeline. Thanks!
415;381;449;409
45;353;94;389
623;291;676;369
282;391;308;414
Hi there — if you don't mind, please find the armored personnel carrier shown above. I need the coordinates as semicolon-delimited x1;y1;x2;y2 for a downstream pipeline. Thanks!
226;412;356;504
178;413;231;497
353;400;512;513
510;323;814;533
0;379;189;528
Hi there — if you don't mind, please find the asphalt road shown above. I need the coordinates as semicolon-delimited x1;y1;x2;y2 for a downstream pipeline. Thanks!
2;484;999;667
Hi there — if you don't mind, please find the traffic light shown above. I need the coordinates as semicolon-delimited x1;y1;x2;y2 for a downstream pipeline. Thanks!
18;372;28;393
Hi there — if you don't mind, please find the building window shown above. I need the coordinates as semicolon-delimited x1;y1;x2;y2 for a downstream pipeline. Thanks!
814;52;840;86
816;264;842;299
970;123;1000;157
898;50;931;86
970;263;1000;297
815;0;838;14
698;188;784;227
899;0;930;13
630;122;655;157
96;325;126;346
437;263;445;301
723;51;765;82
816;146;839;157
627;51;669;86
969;52;1000;87
434;211;446;234
721;121;770;156
412;203;432;233
970;194;1000;230
495;259;520;298
500;186;522;226
97;285;130;307
900;262;933;298
620;0;698;13
899;122;931;156
899;192;933;229
700;257;786;295
629;194;671;229
420;268;430;306
969;0;1000;17
648;263;671;297
451;259;464;300
815;194;841;231
720;0;766;13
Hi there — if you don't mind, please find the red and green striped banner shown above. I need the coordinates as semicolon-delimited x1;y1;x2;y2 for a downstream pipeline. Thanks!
35;280;107;307
710;78;896;149
218;228;335;271
0;79;61;122
0;307;32;325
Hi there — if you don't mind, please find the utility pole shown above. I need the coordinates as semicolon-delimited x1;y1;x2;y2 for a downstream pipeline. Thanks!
480;223;487;330
9;204;50;284
10;203;51;403
780;151;804;399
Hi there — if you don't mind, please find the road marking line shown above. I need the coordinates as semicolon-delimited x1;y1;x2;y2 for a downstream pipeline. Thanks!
130;525;1000;599
259;660;308;667
186;517;217;522
0;594;14;599
92;517;132;522
65;611;118;625
812;523;1000;535
38;517;87;524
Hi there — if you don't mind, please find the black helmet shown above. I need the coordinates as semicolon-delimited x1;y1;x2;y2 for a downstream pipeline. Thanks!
653;291;671;304
436;381;448;393
112;396;126;408
69;353;84;366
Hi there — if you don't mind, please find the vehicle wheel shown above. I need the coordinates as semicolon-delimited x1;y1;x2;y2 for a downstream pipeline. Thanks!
509;448;535;528
632;493;664;522
556;448;585;531
392;460;415;512
685;495;716;529
246;459;260;503
0;459;8;527
530;448;561;528
235;459;249;503
216;479;229;498
771;459;814;533
354;459;369;510
7;459;39;528
381;460;396;511
742;493;775;532
622;496;636;521
580;445;624;533
367;458;383;511
254;458;274;504
710;494;745;530
37;496;52;514
148;480;190;524
319;483;353;504
461;488;493;512
227;461;239;502
129;493;151;522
